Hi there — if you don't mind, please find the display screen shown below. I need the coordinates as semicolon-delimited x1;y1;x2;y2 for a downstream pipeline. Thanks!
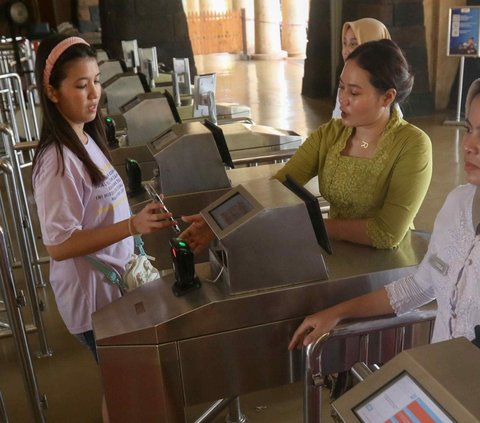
209;192;254;230
353;372;454;423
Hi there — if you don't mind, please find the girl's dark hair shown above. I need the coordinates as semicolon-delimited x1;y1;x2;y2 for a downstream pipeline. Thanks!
346;39;414;106
33;34;110;185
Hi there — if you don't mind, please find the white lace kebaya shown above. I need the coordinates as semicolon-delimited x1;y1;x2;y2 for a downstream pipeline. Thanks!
385;184;480;343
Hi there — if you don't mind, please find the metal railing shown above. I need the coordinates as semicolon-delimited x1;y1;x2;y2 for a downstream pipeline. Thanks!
0;124;46;284
192;396;246;423
302;303;437;423
231;148;297;167
0;225;47;422
0;73;35;151
0;74;46;290
0;150;51;357
0;37;36;89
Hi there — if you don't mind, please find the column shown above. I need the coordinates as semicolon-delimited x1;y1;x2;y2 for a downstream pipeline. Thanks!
281;0;309;58
251;0;286;60
200;0;225;12
183;0;200;14
232;0;255;56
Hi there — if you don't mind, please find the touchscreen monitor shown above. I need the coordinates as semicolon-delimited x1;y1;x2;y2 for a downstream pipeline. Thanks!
354;372;454;423
209;192;254;230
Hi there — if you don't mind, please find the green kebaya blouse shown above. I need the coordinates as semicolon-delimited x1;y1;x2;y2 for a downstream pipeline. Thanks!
274;109;432;249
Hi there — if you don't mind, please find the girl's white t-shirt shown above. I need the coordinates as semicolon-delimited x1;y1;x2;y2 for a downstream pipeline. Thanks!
33;136;133;334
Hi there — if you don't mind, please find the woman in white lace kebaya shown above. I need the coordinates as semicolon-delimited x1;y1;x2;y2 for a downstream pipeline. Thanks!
289;78;480;350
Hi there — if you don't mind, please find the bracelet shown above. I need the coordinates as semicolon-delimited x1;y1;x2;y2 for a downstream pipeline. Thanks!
128;215;138;236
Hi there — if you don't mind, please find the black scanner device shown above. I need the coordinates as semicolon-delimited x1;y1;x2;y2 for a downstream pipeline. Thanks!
143;184;201;296
170;237;201;296
105;116;119;149
125;158;144;197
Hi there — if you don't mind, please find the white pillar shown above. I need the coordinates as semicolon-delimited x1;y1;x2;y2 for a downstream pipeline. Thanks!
232;0;255;56
281;0;309;58
252;0;287;60
184;0;200;14
200;0;227;12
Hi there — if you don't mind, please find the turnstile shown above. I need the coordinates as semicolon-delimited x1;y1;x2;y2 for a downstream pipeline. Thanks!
93;227;430;422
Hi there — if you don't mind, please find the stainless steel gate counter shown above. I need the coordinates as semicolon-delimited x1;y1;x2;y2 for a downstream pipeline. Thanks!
92;231;429;423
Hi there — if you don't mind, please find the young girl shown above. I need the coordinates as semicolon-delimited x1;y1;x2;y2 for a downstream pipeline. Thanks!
288;78;480;349
32;34;175;420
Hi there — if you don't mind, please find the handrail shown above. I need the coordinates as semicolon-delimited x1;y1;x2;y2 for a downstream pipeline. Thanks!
0;323;37;339
12;140;38;151
0;73;33;145
303;303;437;423
193;396;237;423
26;85;40;141
0;226;47;422
0;124;46;289
0;151;51;357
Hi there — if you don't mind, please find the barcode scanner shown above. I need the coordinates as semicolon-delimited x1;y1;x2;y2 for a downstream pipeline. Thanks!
105;116;118;149
125;158;144;197
170;237;201;296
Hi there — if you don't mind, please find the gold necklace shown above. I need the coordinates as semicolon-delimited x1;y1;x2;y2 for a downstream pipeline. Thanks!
352;135;370;149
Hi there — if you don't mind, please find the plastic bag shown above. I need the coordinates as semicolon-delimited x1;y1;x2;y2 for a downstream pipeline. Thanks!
123;253;161;291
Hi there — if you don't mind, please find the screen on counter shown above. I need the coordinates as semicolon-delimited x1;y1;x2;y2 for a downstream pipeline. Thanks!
282;174;332;255
209;192;254;230
353;372;454;423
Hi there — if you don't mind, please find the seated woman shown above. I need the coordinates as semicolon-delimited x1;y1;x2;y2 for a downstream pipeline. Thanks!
181;40;432;251
288;78;480;349
275;39;431;249
332;17;392;119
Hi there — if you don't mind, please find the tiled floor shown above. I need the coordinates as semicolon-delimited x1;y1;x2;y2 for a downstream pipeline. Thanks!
0;53;465;422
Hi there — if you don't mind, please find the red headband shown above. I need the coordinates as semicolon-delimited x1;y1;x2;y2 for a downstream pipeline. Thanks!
43;37;90;88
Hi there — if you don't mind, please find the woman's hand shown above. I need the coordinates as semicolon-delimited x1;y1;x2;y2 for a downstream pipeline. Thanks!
131;201;177;235
179;214;215;254
288;289;393;350
288;308;341;350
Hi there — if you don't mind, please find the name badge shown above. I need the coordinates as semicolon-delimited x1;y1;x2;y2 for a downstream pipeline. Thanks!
429;254;449;276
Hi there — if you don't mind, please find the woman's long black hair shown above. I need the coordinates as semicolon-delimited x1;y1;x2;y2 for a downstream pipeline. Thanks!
32;34;111;185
